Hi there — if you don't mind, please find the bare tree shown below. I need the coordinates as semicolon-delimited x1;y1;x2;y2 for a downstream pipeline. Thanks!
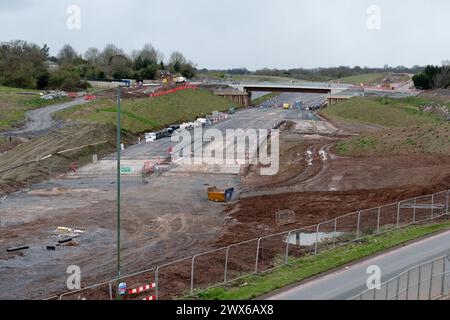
84;47;100;65
57;44;78;65
168;51;187;73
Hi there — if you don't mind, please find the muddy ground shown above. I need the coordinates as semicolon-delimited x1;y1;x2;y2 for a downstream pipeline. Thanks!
219;121;450;244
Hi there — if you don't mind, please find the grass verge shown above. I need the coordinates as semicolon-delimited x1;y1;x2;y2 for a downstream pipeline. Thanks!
56;89;232;134
320;96;443;128
321;96;450;156
194;220;450;300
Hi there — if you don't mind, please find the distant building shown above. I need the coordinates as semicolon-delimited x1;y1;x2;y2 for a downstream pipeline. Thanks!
45;60;58;71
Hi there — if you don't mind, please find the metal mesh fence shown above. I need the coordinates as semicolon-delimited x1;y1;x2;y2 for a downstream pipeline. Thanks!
351;256;450;300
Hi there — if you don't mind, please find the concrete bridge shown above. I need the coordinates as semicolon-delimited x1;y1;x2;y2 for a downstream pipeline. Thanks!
230;83;348;95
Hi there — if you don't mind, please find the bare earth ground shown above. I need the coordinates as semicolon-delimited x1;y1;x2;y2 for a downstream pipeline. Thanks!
1;103;449;300
219;122;450;245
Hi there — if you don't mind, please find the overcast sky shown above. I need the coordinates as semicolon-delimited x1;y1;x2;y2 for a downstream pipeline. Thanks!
1;0;449;70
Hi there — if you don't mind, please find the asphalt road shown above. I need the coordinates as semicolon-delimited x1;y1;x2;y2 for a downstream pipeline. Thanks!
267;229;450;300
2;98;88;138
113;93;325;160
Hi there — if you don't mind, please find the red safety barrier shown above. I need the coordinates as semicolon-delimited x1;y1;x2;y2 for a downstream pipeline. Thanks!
149;85;197;97
84;95;96;101
142;296;156;301
127;283;155;295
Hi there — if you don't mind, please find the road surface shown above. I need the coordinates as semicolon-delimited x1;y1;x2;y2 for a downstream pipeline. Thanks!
2;98;88;138
267;229;450;300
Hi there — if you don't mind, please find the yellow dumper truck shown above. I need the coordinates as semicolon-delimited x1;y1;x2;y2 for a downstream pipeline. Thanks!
207;186;235;202
283;103;290;109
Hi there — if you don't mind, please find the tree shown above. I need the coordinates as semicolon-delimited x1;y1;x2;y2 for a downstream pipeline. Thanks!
0;40;47;88
412;73;432;90
57;44;78;65
132;43;162;67
181;63;195;78
36;71;50;89
41;44;50;59
84;47;100;65
168;51;187;73
98;44;128;78
138;65;157;80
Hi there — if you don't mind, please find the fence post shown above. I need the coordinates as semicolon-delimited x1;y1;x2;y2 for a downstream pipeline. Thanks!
377;207;381;234
296;231;301;246
446;190;449;214
413;198;417;223
255;238;262;274
384;279;389;300
314;224;320;255
190;256;196;295
417;266;421;300
284;232;291;265
431;194;434;219
441;258;446;296
109;281;113;300
405;269;410;300
155;267;159;300
356;212;361;240
224;246;230;284
396;202;401;229
428;260;434;300
333;219;337;248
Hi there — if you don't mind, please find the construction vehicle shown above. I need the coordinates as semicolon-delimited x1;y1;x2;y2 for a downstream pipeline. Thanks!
174;76;186;84
207;186;234;202
283;103;290;110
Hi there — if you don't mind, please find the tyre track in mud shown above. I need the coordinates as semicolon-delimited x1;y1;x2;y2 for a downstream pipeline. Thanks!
240;142;335;197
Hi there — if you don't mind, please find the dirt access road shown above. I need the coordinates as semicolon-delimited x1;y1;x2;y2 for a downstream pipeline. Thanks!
2;98;88;138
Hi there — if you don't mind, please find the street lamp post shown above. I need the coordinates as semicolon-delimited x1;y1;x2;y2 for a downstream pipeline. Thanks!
116;86;121;278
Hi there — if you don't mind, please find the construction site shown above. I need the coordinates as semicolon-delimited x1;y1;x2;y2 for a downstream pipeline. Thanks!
0;72;449;300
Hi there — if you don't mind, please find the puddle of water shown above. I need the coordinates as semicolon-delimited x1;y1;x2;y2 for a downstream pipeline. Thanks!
286;231;343;246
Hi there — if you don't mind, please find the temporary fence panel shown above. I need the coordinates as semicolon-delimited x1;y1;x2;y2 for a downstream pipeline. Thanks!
358;207;380;238
191;247;228;294
257;232;290;273
155;257;192;300
224;239;259;282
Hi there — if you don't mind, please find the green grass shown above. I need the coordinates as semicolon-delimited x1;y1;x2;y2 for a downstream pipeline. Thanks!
251;92;281;106
321;96;443;128
337;72;388;85
321;96;450;156
0;85;39;93
194;220;450;300
56;89;234;134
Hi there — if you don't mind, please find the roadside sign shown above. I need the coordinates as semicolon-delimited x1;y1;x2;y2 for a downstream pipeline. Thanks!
118;282;127;295
120;166;132;174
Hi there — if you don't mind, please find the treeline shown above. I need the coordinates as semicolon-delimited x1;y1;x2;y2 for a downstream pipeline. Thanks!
252;66;425;82
0;40;196;91
412;65;450;90
203;66;425;82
